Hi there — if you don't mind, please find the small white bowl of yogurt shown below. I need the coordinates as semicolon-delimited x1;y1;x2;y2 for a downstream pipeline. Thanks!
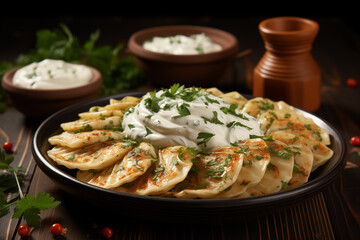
127;25;246;87
2;59;102;119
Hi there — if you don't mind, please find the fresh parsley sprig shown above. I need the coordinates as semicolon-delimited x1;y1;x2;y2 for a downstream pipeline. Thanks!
0;149;60;227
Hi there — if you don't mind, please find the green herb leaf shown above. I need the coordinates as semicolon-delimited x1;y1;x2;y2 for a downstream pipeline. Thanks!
172;103;191;118
12;192;60;226
194;182;209;189
293;166;306;175
257;101;274;111
197;132;215;146
0;149;61;226
249;135;274;141
265;146;292;159
145;127;153;136
220;104;249;120
226;121;253;131
202;111;224;125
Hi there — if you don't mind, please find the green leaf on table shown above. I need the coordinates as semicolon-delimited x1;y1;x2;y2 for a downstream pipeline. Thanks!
22;207;41;227
32;192;61;210
0;173;23;192
0;151;24;174
0;191;10;217
12;192;61;227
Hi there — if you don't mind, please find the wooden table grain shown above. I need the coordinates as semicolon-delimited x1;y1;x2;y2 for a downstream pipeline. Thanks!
1;15;360;240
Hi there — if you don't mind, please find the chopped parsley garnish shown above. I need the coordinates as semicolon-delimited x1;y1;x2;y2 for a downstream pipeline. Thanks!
226;121;252;130
265;146;292;159
74;124;93;133
293;166;306;175
171;157;179;166
204;154;232;179
220;104;249;120
234;146;249;154
68;154;76;161
281;180;288;190
205;95;220;104
257;100;275;111
202;111;224;125
145;127;153;136
144;90;161;113
268;111;278;120
152;164;165;181
267;162;276;170
132;158;144;171
304;124;312;130
194;182;209;189
120;138;139;148
249;135;274;142
313;130;323;142
172;103;191;118
197;132;215;146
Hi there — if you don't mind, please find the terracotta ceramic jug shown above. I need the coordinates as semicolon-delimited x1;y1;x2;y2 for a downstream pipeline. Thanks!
253;16;321;112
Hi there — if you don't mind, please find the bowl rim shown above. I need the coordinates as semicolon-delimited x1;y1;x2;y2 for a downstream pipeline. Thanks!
32;91;347;221
127;25;239;64
259;16;319;36
1;65;103;100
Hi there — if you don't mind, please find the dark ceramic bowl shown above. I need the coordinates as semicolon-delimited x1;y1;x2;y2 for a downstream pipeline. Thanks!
2;66;102;119
127;25;248;87
32;91;346;223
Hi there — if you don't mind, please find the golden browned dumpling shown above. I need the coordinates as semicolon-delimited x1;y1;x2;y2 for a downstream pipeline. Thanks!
269;131;314;189
47;140;133;170
78;96;139;119
115;146;194;196
239;139;294;197
170;146;244;199
48;130;125;148
76;142;156;188
266;119;333;171
60;116;122;132
241;97;276;119
215;138;270;198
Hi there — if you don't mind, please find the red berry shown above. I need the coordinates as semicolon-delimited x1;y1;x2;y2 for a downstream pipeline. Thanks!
101;226;113;239
18;224;30;237
347;78;357;88
2;141;13;153
50;223;67;235
350;136;360;146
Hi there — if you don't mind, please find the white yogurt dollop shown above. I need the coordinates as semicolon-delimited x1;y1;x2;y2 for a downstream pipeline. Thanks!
122;85;263;151
13;59;93;89
142;33;222;55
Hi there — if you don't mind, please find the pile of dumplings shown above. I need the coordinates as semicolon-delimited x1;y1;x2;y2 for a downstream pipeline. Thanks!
47;87;334;199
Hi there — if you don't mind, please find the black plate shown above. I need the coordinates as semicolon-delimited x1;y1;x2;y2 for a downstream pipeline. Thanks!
32;92;347;223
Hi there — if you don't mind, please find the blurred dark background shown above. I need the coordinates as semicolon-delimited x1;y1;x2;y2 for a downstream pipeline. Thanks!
1;2;359;96
1;1;359;62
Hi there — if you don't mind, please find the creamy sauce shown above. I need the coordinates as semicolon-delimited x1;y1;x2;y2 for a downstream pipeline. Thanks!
122;85;263;151
13;59;92;89
142;33;222;55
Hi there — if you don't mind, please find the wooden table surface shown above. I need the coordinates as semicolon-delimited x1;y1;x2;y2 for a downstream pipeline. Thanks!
1;15;360;239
